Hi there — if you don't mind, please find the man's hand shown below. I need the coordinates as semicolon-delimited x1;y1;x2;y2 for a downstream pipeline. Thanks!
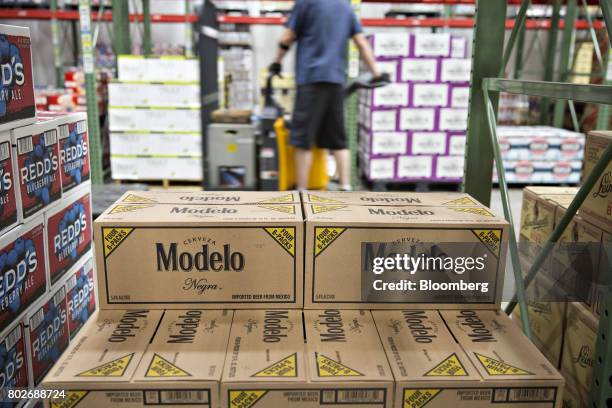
269;62;282;76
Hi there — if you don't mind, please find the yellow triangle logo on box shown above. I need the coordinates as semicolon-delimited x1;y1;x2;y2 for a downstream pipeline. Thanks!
109;204;154;214
308;194;343;204
316;353;363;377
258;204;296;214
424;353;468;377
475;352;532;376
264;227;296;257
77;353;134;377
102;227;134;258
252;353;297;377
51;391;89;408
472;229;502;257
260;194;295;203
122;194;157;204
444;197;478;206
312;204;347;214
229;390;268;408
452;207;495;217
403;389;441;408
314;227;346;257
145;353;191;377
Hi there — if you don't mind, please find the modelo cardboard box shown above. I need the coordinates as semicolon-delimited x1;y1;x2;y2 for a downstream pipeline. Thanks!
581;131;611;233
439;309;564;407
44;183;92;285
222;309;393;408
0;129;20;234
115;190;300;205
95;202;303;309
12;120;62;220
303;204;509;309
0;25;36;131
560;302;597;399
41;309;232;408
0;321;29;407
0;217;47;333
303;309;393;408
301;191;483;207
373;309;563;407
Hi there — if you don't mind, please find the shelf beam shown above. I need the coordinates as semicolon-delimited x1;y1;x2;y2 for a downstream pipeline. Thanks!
483;78;612;104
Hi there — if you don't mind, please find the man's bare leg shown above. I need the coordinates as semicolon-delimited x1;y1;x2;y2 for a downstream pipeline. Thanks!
295;147;313;190
332;149;351;190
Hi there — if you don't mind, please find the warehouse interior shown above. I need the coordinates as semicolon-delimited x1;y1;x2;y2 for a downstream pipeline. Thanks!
0;0;610;407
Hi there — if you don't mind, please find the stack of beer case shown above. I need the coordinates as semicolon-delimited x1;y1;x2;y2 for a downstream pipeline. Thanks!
0;24;96;408
514;130;611;408
38;188;567;407
494;126;585;185
358;32;470;183
108;55;202;181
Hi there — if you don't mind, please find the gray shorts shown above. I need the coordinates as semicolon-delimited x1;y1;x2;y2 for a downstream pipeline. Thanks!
290;82;346;150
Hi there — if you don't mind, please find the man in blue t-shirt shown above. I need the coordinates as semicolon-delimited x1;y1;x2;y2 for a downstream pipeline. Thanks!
270;0;381;191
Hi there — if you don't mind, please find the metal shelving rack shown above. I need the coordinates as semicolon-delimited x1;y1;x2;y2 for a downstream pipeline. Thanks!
464;1;611;406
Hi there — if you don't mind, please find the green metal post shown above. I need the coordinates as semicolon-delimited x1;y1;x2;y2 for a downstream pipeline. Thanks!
185;0;193;57
514;14;526;79
539;0;561;125
596;49;611;130
347;0;361;189
589;296;612;407
78;0;103;184
143;0;152;55
463;0;508;206
112;0;132;55
50;0;63;88
483;88;532;339
553;0;577;128
501;0;530;76
506;142;612;314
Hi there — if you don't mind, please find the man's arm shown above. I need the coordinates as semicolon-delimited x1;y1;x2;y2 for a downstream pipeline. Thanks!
352;33;380;77
274;28;296;64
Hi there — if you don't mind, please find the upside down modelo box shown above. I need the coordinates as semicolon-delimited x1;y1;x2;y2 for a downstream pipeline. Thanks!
304;204;509;309
0;218;47;333
0;25;36;131
12;120;62;220
115;190;300;205
95;202;303;309
301;191;483;207
44;183;92;285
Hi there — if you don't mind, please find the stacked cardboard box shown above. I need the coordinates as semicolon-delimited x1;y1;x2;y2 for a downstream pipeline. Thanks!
109;55;202;181
495;126;584;185
39;190;565;407
0;24;96;408
359;32;470;182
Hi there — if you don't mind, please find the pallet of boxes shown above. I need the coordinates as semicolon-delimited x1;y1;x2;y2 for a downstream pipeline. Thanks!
36;187;567;408
0;24;96;408
515;130;611;408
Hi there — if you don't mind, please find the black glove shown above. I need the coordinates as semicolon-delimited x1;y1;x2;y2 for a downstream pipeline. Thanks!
269;62;282;76
372;72;391;84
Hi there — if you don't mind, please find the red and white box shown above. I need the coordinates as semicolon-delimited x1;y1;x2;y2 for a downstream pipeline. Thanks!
64;254;95;339
0;217;47;333
24;285;69;386
12;120;62;220
0;25;36;131
0;130;20;234
44;183;92;286
0;321;28;402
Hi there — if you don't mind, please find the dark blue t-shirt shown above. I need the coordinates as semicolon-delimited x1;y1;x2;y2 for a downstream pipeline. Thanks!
286;0;363;85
